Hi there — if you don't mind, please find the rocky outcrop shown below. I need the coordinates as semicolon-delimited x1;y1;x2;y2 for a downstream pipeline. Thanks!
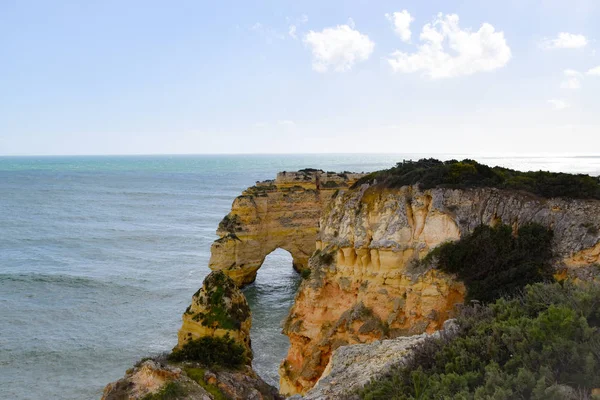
102;359;211;400
103;271;281;400
297;319;459;400
177;271;252;360
279;184;600;395
208;170;364;286
102;358;282;400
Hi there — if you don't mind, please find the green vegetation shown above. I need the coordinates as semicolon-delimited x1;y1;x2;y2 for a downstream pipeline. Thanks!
184;368;229;400
360;282;600;400
192;271;250;331
300;268;311;279
169;335;247;368
351;158;600;200
422;223;554;303
218;214;242;233
141;382;187;400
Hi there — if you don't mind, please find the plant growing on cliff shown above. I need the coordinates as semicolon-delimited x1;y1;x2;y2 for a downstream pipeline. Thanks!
352;158;600;200
360;282;600;400
140;381;187;400
192;271;250;331
169;335;247;368
184;368;228;400
423;223;554;303
218;214;242;233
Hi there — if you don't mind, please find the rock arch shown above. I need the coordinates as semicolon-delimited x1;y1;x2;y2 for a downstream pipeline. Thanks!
208;170;365;286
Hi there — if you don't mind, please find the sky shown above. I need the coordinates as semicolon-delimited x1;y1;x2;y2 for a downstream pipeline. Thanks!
0;0;599;155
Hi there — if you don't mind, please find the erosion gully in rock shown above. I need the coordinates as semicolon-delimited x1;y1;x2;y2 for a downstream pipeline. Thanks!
104;168;600;399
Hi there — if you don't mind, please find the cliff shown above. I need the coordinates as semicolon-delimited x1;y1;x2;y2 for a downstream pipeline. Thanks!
102;161;600;399
177;271;252;360
208;170;364;286
279;184;600;395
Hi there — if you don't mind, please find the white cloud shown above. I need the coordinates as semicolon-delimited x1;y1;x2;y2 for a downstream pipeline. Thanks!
304;23;375;73
385;10;414;43
541;32;588;49
289;25;297;39
300;14;309;24
587;66;600;76
387;13;511;79
347;18;356;29
561;69;583;89
548;99;570;110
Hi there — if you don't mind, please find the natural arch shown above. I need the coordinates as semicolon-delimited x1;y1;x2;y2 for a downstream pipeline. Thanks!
242;248;301;386
208;170;364;286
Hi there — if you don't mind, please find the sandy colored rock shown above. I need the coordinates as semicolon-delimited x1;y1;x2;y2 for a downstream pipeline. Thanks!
101;360;211;400
177;270;252;360
208;170;364;286
299;319;459;400
279;184;600;395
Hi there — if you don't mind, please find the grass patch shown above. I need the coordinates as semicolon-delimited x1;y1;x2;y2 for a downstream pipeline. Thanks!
184;368;229;400
169;335;247;368
360;282;600;400
141;382;187;400
423;223;554;303
351;158;600;200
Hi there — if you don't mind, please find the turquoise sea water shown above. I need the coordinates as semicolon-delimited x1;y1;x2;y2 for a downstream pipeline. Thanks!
1;154;599;400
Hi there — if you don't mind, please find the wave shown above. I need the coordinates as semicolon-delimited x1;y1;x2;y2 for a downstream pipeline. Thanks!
0;272;130;290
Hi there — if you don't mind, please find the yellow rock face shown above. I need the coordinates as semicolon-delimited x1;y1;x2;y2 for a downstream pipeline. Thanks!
176;271;252;360
206;170;600;397
278;185;600;395
208;170;365;286
278;188;466;395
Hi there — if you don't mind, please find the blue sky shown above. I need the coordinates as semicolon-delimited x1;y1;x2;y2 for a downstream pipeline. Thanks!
1;0;599;155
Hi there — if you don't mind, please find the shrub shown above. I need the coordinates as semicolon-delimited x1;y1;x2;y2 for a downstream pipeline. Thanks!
168;335;247;369
424;223;554;303
301;269;311;279
360;282;600;400
351;158;600;200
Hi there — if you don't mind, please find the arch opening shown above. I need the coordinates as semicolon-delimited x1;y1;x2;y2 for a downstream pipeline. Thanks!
242;248;302;387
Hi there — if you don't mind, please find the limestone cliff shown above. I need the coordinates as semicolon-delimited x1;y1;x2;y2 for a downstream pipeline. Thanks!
296;319;459;400
208;170;364;286
278;184;600;395
177;271;252;360
103;271;281;400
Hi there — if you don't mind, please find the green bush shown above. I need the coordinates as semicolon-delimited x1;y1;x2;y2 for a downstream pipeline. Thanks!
360;282;600;400
351;158;600;200
168;335;247;369
424;223;554;303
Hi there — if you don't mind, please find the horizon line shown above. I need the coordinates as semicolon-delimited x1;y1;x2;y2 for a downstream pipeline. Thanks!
1;152;599;158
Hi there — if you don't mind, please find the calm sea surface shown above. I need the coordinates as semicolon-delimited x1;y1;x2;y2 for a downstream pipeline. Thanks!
1;154;599;399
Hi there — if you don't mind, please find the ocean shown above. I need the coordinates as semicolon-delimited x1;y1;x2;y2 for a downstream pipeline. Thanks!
1;154;599;400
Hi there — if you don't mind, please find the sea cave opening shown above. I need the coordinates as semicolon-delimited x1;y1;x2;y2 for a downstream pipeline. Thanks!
242;248;302;388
